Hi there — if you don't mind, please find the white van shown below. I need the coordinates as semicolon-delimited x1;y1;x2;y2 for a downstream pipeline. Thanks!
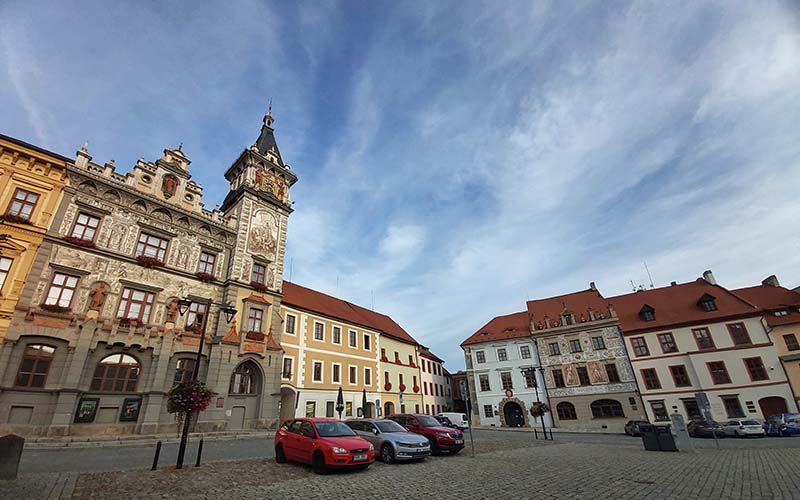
438;412;469;430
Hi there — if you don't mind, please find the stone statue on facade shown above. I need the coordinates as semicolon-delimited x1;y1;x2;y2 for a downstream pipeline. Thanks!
88;285;109;311
165;299;179;323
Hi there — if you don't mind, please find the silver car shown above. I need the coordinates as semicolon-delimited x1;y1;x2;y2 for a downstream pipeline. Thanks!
345;418;431;463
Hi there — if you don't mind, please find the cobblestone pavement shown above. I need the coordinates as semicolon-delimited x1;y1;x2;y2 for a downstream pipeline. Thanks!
63;437;800;499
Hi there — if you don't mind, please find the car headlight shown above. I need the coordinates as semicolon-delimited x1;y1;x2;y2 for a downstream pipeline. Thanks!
368;443;374;451
332;447;347;454
437;432;449;438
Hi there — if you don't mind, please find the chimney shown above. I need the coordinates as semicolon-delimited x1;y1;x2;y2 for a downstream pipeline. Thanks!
589;281;597;291
75;142;92;169
762;275;780;287
702;270;717;285
670;281;677;286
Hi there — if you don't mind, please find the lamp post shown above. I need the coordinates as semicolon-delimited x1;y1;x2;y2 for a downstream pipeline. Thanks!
174;297;237;469
522;366;547;439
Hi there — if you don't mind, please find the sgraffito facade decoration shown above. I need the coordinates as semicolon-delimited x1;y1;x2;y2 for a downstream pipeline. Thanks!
0;108;298;436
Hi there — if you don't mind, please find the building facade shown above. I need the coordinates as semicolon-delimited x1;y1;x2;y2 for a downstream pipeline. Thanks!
449;370;468;414
380;333;423;416
0;135;69;341
610;272;798;424
0;108;297;436
418;347;450;415
462;311;551;428
733;276;800;409
529;286;645;433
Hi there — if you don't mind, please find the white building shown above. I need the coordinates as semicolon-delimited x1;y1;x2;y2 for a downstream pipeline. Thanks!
418;347;450;414
461;311;552;428
610;272;798;423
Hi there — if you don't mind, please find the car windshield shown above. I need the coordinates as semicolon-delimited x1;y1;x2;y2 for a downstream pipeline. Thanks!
417;415;442;427
376;421;407;433
741;420;760;425
315;421;357;437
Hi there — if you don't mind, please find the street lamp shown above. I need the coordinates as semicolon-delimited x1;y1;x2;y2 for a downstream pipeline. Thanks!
522;366;548;439
174;297;237;469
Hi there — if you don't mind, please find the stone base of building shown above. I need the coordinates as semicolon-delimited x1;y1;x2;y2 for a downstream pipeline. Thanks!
549;391;646;433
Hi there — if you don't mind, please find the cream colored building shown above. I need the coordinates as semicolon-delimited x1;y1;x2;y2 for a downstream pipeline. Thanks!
379;334;423;416
418;347;450;415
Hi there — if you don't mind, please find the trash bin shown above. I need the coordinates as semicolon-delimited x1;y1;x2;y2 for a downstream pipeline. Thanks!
640;424;660;451
655;425;678;452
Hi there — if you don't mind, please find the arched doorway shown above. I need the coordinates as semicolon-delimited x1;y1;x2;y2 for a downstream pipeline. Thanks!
503;401;525;427
228;360;263;430
384;401;395;416
759;396;788;418
365;402;375;418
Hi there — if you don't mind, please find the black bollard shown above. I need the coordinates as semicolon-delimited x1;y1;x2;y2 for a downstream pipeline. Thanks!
151;440;162;471
549;429;554;440
534;428;538;440
195;439;204;467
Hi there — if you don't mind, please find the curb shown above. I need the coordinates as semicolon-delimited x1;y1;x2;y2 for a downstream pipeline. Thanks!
25;431;275;449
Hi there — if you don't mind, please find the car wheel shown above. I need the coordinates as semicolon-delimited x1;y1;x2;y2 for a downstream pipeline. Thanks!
312;452;327;475
275;445;287;464
428;437;439;456
381;444;395;464
624;429;630;436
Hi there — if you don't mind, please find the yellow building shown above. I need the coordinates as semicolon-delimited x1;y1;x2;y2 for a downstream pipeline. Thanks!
379;334;424;416
0;135;69;340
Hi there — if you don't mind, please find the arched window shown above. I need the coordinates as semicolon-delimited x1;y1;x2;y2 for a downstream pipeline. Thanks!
384;401;395;417
556;402;577;420
590;399;625;418
173;358;196;385
91;354;140;392
15;344;55;388
229;362;259;394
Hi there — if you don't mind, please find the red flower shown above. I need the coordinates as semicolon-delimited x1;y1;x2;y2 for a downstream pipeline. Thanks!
399;383;407;392
412;385;420;393
384;382;392;391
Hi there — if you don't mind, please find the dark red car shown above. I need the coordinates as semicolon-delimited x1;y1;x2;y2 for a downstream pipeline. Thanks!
275;418;375;474
388;413;464;454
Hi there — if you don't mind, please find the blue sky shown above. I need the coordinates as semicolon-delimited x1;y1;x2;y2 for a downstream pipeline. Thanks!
2;1;799;370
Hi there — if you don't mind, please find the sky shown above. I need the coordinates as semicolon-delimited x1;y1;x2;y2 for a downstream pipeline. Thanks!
2;1;799;371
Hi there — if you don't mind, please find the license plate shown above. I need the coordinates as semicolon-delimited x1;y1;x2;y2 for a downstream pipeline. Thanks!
353;454;368;461
454;439;464;444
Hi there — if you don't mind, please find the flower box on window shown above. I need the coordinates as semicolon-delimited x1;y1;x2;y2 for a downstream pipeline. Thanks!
399;383;407;393
2;213;31;225
409;362;417;368
136;255;165;268
250;280;269;293
39;303;71;314
380;355;389;362
412;385;420;393
384;382;392;391
195;272;216;283
62;235;96;248
118;318;142;328
246;331;265;341
185;323;203;334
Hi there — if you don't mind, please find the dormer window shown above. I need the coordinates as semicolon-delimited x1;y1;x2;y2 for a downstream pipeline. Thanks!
639;304;656;322
697;294;718;312
563;312;574;325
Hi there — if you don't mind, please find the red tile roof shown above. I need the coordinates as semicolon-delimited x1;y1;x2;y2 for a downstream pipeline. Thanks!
281;281;419;345
461;311;530;347
732;284;800;327
526;288;611;328
418;347;444;363
609;279;760;334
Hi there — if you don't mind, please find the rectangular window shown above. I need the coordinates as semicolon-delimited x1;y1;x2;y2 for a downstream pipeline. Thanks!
349;330;357;347
605;363;620;383
591;336;606;350
346;402;353;417
326;401;335;418
693;328;715;350
250;262;266;284
744;357;768;381
641;368;661;390
313;322;324;341
727;323;751;346
394;352;400;363
332;326;341;345
384;371;389;387
305;401;316;417
197;251;216;275
569;339;582;353
312;361;323;382
44;272;79;308
364;367;371;385
549;343;560;356
408;355;414;366
784;334;800;351
186;302;207;332
6;188;39;221
348;365;357;385
500;371;513;390
15;344;54;388
708;361;731;384
669;365;691;387
479;374;490;391
135;232;169;261
285;314;296;334
552;369;565;388
71;213;100;241
631;337;650;356
476;351;485;363
577;366;591;386
650;400;670;422
282;357;293;379
247;308;263;332
0;257;11;293
523;369;537;388
497;348;508;362
520;345;531;359
424;381;428;394
363;333;371;351
117;287;156;322
657;332;678;353
722;396;745;418
483;405;493;418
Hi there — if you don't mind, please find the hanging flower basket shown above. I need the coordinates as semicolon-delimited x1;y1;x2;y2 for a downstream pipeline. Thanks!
530;402;550;418
167;380;215;416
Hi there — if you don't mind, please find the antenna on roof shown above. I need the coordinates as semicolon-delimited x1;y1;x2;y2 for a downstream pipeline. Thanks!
643;260;654;288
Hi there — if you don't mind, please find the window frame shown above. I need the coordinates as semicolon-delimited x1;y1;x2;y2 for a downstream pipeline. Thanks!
590;399;625;419
727;322;752;346
552;369;566;388
348;364;357;385
478;374;490;391
519;345;532;359
722;396;745;418
483;404;494;418
247;307;264;332
500;371;513;390
186;301;208;333
669;364;691;387
332;325;342;345
312;360;324;383
496;348;508;362
197;251;217;275
250;262;267;284
692;328;715;350
90;353;140;392
135;232;169;262
116;287;156;323
576;366;591;386
364;367;371;386
6;187;40;221
640;368;661;390
630;337;650;357
605;363;620;383
229;362;258;395
707;361;731;385
591;336;606;350
349;329;357;347
284;314;296;335
15;344;55;388
363;333;371;351
173;358;196;385
556;402;577;420
44;272;80;308
70;212;101;242
657;332;678;353
475;350;486;364
569;339;582;353
313;321;325;342
548;342;561;356
783;334;800;351
331;362;341;384
650;400;670;422
0;257;12;294
743;357;768;381
281;356;293;380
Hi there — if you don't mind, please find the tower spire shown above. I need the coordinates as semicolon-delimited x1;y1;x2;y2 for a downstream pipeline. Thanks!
263;98;275;128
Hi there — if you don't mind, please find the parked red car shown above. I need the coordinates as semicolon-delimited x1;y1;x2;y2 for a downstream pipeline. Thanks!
275;418;375;474
388;413;464;454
